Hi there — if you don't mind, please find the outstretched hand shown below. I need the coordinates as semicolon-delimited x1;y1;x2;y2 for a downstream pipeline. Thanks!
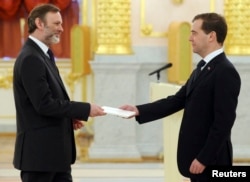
90;104;106;117
119;105;139;118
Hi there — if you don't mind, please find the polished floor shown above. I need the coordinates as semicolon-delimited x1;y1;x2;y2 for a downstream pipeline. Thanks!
1;135;250;182
0;134;191;182
0;162;168;182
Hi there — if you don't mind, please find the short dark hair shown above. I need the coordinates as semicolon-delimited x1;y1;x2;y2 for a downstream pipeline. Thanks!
28;4;60;34
192;13;227;44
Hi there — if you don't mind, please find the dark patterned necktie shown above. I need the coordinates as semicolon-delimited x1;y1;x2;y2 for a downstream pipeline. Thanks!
47;49;55;63
47;49;59;74
193;59;206;82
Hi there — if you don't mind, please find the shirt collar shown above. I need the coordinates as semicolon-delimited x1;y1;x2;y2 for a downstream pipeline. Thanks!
203;48;224;64
29;35;49;55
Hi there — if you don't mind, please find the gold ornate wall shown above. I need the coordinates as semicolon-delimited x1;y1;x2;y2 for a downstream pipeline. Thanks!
0;69;12;89
95;0;133;54
224;0;250;55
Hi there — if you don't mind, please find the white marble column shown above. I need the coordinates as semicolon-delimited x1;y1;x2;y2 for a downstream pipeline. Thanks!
231;59;250;159
88;56;166;160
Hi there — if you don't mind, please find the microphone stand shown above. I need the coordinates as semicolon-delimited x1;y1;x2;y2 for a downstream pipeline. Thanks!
157;71;160;82
149;63;173;82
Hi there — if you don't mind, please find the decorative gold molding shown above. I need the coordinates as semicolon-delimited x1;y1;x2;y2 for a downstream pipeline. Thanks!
167;21;192;84
210;0;215;12
140;0;216;37
91;0;97;57
0;115;15;119
64;72;84;99
0;60;71;90
224;0;250;55
140;0;168;37
95;0;133;54
0;69;13;89
172;0;183;5
83;157;143;163
71;25;91;75
82;0;88;25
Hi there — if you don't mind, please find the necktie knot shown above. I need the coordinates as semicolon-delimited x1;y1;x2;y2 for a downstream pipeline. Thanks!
197;59;206;69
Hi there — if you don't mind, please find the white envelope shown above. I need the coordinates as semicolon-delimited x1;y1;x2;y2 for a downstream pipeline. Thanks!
102;106;135;118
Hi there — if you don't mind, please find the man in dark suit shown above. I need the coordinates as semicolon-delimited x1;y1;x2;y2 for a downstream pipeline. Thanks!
120;13;241;182
13;4;105;182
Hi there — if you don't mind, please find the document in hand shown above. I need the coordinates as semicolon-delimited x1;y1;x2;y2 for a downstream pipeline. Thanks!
102;106;136;118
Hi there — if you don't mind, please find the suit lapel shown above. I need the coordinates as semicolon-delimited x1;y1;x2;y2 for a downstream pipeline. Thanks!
186;54;223;96
26;39;70;99
186;70;195;94
45;56;67;90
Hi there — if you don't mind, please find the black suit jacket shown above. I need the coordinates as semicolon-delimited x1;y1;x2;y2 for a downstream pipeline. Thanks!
136;53;241;180
13;38;90;172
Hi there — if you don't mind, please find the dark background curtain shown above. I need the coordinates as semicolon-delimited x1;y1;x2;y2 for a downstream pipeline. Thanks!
0;0;23;58
0;0;79;58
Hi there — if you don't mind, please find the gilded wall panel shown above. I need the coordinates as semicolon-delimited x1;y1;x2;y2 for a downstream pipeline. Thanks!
224;0;250;55
95;0;133;54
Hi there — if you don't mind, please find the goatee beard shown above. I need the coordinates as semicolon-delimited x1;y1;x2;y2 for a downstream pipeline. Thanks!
51;35;60;44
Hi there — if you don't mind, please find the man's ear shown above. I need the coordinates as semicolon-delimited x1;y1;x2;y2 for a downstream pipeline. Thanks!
209;31;216;42
35;18;44;30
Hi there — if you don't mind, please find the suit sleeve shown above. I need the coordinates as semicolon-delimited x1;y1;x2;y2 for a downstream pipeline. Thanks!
136;84;186;124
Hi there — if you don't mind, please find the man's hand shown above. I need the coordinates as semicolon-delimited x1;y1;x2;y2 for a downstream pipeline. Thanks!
189;158;206;174
119;105;139;118
90;104;106;117
73;119;84;130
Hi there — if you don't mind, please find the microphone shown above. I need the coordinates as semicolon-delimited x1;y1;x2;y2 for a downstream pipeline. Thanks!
149;63;172;76
148;63;172;81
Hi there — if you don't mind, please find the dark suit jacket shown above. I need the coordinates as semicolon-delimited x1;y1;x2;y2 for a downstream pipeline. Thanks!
136;53;241;180
13;38;90;172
